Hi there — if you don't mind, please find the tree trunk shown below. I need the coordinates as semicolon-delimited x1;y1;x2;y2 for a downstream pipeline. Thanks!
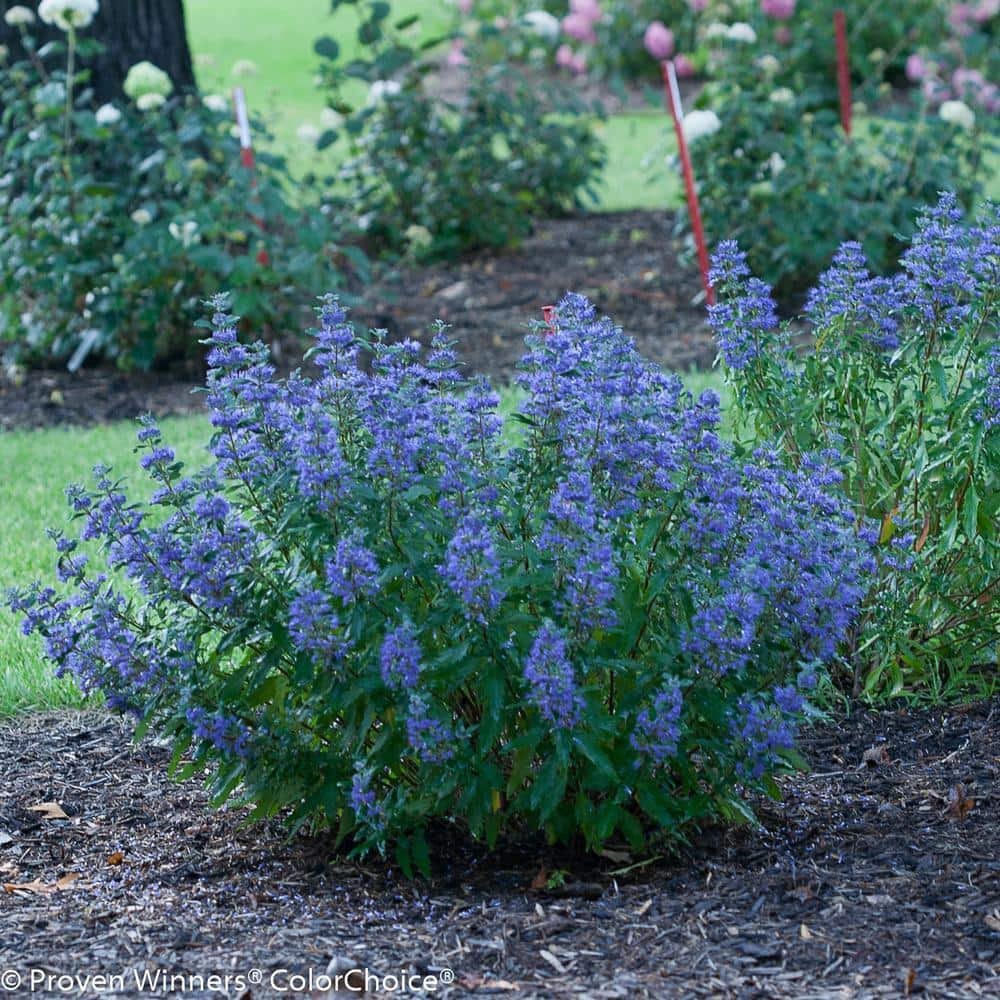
1;0;196;103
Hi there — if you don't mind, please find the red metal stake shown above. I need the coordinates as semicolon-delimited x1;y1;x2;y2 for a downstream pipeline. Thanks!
232;86;270;266
661;60;714;305
833;10;852;136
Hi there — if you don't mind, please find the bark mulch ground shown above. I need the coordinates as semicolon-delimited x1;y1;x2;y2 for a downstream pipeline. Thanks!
1;700;998;998
0;210;712;433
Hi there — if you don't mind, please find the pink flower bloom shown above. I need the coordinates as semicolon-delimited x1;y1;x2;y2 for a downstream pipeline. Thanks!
973;0;999;21
457;0;473;13
774;26;792;45
556;43;576;68
643;21;675;59
952;66;986;92
562;12;597;43
571;51;587;74
673;53;696;78
922;78;950;106
948;3;974;35
976;82;999;113
446;39;468;66
761;0;796;19
905;54;926;81
570;0;601;20
687;0;708;10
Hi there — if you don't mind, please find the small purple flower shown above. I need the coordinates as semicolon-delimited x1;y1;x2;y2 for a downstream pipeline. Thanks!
405;695;454;763
325;532;380;602
523;622;582;729
288;587;347;664
631;680;683;764
380;623;422;689
708;241;780;370
439;515;504;619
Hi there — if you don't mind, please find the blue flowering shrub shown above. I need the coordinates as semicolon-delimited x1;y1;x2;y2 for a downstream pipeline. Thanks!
710;194;1000;696
8;294;872;871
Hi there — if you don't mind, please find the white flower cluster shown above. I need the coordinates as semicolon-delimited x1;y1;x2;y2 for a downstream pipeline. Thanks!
4;5;36;26
682;109;721;143
38;0;98;31
123;61;173;106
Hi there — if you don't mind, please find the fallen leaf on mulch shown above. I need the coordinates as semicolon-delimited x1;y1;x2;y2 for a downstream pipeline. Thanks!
862;745;890;768
27;801;69;820
903;967;917;995
539;949;566;974
799;923;813;940
946;784;974;820
3;873;81;895
529;868;549;890
0;832;13;847
107;851;124;866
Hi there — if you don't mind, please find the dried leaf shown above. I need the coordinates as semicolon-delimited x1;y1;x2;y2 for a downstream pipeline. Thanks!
635;899;653;917
946;784;975;820
599;847;631;863
3;872;80;895
914;513;931;553
799;923;813;940
107;851;125;866
903;967;917;996
862;745;890;768
27;801;68;820
529;868;549;891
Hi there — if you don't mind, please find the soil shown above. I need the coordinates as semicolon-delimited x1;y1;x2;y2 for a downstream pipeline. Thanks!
0;210;713;433
2;701;998;998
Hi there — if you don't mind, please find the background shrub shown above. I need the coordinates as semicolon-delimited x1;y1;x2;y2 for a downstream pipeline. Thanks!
312;0;606;261
0;23;350;370
8;294;871;870
710;194;1000;695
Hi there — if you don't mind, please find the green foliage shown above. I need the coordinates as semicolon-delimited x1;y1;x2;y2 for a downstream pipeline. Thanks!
712;197;1000;696
313;3;606;261
682;36;994;303
0;29;354;370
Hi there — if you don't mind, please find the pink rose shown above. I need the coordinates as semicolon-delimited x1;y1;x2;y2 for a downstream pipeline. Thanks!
687;0;708;10
905;54;926;81
952;66;986;92
570;0;601;20
643;21;675;60
673;54;696;78
761;0;796;20
922;78;950;105
562;12;597;43
976;82;999;113
446;39;468;66
948;3;974;34
774;26;792;44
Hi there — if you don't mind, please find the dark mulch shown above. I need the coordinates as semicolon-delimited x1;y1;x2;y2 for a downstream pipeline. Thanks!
2;702;998;998
0;210;712;433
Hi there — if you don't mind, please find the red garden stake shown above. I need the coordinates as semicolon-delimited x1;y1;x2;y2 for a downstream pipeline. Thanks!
833;10;852;137
661;60;714;305
232;86;270;266
542;304;557;333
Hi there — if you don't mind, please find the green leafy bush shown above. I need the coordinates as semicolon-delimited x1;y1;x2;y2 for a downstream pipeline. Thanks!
710;194;1000;696
313;1;605;261
8;293;872;870
679;47;993;302
0;21;350;370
